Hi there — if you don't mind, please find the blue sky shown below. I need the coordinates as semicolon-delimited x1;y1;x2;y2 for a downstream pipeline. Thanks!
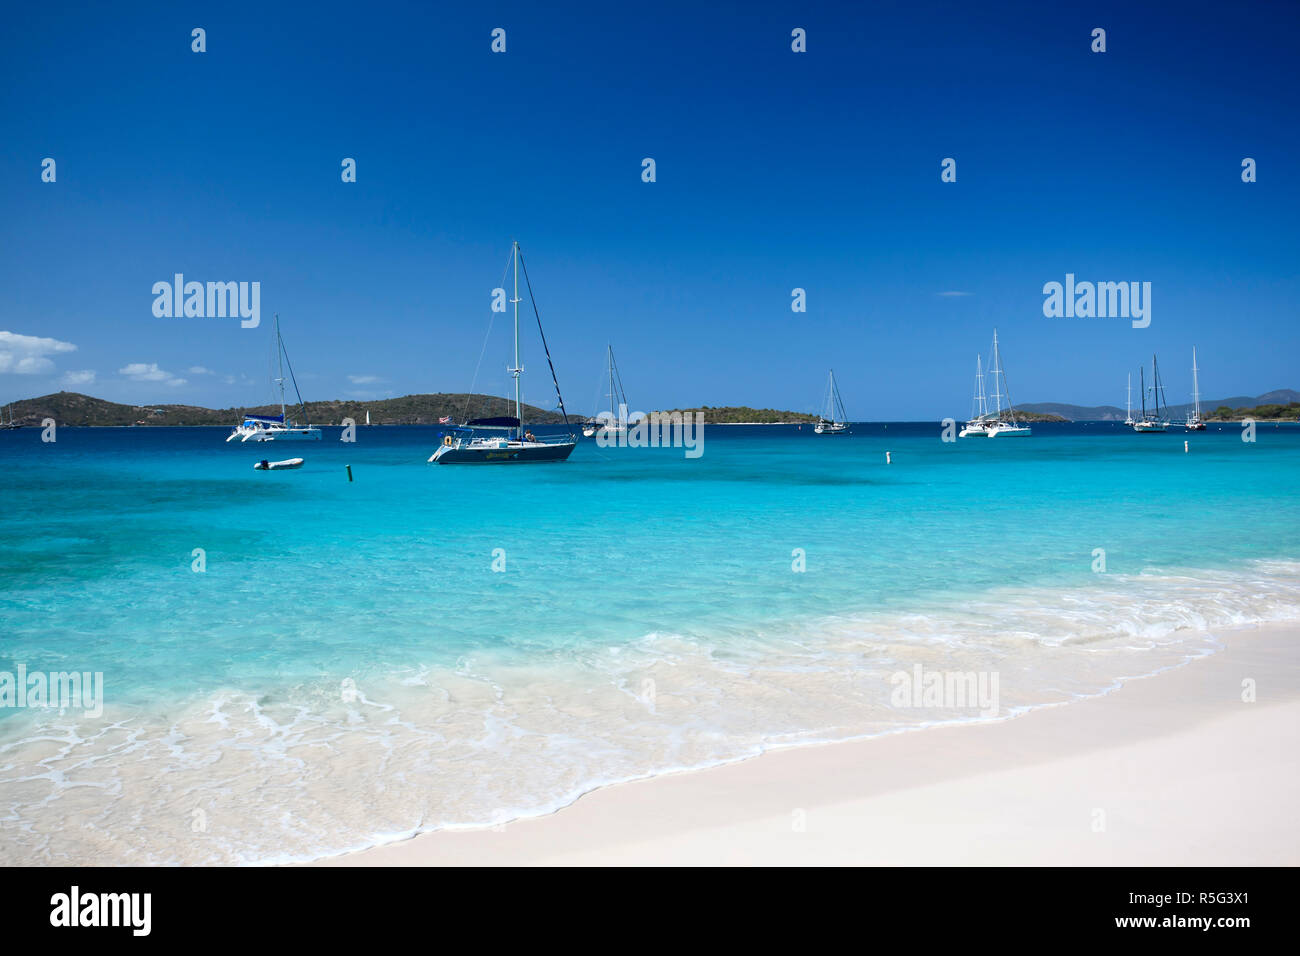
2;0;1297;419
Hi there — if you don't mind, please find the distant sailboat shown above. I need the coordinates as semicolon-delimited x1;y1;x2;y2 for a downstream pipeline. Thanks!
814;370;850;434
1133;355;1169;432
1124;374;1135;426
583;345;630;438
226;315;322;442
429;241;577;464
963;329;1030;438
959;354;989;437
1185;347;1206;430
0;404;20;429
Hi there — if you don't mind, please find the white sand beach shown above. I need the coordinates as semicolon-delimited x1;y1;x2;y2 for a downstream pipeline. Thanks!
322;623;1299;866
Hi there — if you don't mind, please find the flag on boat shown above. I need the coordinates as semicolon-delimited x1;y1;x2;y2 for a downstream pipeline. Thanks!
438;416;451;424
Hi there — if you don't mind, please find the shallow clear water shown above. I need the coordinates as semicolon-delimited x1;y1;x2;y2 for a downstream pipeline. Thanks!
2;421;1298;863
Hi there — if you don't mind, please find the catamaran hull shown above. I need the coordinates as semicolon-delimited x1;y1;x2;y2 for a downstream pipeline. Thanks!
229;427;322;442
431;441;577;464
1133;423;1168;432
986;426;1032;437
814;424;850;435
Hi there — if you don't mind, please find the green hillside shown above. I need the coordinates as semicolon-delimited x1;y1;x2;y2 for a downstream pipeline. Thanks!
651;406;819;424
1206;401;1300;421
4;392;582;427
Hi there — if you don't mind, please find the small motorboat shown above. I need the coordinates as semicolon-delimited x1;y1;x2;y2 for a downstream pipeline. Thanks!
254;458;305;470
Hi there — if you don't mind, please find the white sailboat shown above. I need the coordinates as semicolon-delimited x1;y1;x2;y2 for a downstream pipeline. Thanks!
1132;355;1169;432
958;354;989;437
966;329;1031;437
1185;347;1206;430
1124;374;1135;426
226;314;322;442
582;345;630;438
814;369;850;434
429;241;577;464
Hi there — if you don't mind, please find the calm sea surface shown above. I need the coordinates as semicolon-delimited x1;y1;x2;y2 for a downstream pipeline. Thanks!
2;421;1298;863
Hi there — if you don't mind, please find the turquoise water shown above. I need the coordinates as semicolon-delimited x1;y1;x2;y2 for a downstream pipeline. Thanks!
2;421;1299;863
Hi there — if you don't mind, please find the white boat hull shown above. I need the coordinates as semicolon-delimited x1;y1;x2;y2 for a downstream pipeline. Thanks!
429;437;576;464
254;457;304;470
228;425;322;442
986;424;1032;437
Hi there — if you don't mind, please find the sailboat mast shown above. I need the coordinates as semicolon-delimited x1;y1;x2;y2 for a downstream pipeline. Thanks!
608;345;615;421
511;241;522;438
990;330;1004;417
1140;365;1146;418
1152;354;1162;419
1191;347;1201;420
275;313;286;420
1126;374;1131;421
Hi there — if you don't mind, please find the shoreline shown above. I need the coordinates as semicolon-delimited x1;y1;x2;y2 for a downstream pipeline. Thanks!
321;622;1299;866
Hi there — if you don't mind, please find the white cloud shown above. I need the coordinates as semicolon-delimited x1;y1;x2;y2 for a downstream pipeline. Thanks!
936;291;973;297
0;330;77;374
188;366;214;375
120;362;187;387
59;369;96;387
349;374;384;385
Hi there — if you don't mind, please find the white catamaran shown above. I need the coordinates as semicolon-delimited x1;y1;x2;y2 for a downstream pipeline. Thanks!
226;314;322;442
1133;354;1170;432
1185;346;1206;430
429;241;577;464
583;345;630;438
814;369;850;434
960;329;1031;438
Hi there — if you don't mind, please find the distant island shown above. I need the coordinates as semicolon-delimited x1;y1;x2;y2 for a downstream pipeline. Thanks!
2;392;582;428
5;390;1296;428
1019;389;1300;422
650;406;819;424
1205;401;1300;422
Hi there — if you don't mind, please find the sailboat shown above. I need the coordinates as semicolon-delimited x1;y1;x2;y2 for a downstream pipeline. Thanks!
1185;347;1206;430
582;345;630;438
970;329;1030;437
814;370;850;434
226;315;322;442
958;355;990;437
429;241;577;464
1124;374;1135;426
1132;355;1169;432
0;404;20;429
